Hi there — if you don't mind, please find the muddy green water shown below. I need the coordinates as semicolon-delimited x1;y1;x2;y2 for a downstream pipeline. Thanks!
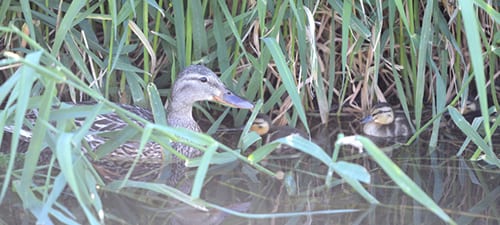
1;115;499;225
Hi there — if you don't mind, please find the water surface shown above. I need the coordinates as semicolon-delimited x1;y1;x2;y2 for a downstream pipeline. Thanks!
1;114;498;225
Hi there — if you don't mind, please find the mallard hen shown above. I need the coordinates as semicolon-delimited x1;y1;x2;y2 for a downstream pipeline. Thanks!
4;65;254;186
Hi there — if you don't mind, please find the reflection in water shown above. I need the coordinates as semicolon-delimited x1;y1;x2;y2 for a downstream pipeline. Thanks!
1;114;499;224
169;202;251;225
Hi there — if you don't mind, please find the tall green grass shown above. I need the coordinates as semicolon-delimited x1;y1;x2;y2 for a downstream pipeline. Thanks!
0;0;498;224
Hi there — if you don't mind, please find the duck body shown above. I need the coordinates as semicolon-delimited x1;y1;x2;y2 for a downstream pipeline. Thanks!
361;102;412;138
103;65;253;183
6;65;254;183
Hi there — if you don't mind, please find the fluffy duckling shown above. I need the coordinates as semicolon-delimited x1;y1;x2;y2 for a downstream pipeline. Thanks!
458;99;480;121
250;114;307;143
458;99;497;123
361;102;412;138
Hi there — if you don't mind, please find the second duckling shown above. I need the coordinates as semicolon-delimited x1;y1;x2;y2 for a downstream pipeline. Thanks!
361;102;412;138
250;114;307;143
457;98;498;123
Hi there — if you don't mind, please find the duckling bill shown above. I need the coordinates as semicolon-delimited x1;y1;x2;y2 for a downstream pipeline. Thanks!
361;102;412;138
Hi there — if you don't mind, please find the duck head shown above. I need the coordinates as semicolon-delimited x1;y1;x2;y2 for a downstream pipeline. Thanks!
250;114;272;135
361;102;395;125
458;99;478;115
169;65;254;113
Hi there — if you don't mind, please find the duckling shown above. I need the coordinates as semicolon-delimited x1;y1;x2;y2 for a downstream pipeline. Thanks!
361;102;412;138
250;114;307;143
458;99;480;121
457;99;497;123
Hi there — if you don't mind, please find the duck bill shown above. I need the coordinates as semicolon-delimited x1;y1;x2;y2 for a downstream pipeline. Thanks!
360;115;374;124
213;91;254;109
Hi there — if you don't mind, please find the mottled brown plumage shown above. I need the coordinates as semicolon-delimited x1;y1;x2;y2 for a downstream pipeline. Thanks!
96;65;253;184
4;65;254;185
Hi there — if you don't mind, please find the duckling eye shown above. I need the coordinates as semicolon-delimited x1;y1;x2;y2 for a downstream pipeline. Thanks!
199;77;208;83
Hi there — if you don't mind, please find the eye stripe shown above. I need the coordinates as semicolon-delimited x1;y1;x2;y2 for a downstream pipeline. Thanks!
372;109;392;116
253;120;267;125
181;74;216;85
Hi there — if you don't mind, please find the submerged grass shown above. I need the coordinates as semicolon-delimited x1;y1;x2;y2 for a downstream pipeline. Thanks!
0;0;499;224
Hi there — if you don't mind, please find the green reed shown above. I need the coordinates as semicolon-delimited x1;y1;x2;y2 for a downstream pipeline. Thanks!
0;0;499;224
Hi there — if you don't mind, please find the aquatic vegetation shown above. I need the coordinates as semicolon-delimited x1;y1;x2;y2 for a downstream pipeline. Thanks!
0;1;498;224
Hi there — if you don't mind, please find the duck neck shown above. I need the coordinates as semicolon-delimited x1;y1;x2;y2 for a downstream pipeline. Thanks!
167;98;201;132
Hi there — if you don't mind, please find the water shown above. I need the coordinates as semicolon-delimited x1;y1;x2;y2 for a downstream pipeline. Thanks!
1;114;499;225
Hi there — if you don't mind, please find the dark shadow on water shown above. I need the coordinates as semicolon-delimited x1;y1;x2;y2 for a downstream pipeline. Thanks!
1;114;499;224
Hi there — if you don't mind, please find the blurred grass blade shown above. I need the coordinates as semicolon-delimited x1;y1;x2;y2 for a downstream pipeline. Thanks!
459;0;492;146
15;51;44;203
250;135;376;203
188;0;208;60
106;181;208;211
191;143;219;199
117;124;155;187
51;1;86;54
456;186;500;225
334;161;370;184
93;127;140;159
456;117;484;156
247;142;282;163
128;20;156;75
263;38;309;134
55;132;100;224
448;107;499;166
240;132;261;151
147;83;167;125
414;0;434;129
39;174;78;225
356;136;455;224
304;6;329;123
171;0;186;66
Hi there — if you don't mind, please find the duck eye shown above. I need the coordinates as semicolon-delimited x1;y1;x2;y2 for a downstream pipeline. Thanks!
199;77;208;83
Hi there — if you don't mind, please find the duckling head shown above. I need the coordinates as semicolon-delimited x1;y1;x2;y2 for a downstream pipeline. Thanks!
250;114;271;136
458;99;478;115
457;99;498;123
361;103;395;125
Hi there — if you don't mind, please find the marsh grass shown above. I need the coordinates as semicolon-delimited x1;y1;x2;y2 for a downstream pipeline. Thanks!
0;0;499;224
